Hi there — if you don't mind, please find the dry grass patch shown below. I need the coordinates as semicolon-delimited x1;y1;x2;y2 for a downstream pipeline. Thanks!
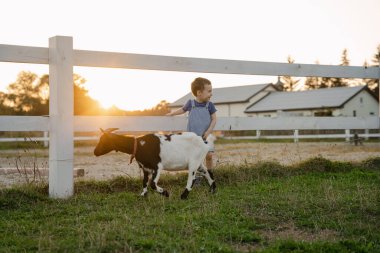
258;221;341;243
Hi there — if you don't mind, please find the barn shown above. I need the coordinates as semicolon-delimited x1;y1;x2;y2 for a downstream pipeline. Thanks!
170;84;379;118
245;85;379;117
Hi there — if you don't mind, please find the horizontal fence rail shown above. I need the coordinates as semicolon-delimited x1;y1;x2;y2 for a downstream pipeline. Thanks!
229;133;380;140
1;44;379;78
0;116;379;132
0;116;49;131
215;116;380;131
0;45;48;64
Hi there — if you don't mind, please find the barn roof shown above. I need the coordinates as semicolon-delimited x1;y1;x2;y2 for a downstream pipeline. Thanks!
245;85;368;113
169;83;273;107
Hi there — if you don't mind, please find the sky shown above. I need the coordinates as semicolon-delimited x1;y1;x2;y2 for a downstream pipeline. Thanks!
1;0;379;110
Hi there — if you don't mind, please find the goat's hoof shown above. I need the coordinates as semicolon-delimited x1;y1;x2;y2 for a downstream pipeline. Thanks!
210;182;217;194
140;192;148;197
180;189;190;200
161;190;170;197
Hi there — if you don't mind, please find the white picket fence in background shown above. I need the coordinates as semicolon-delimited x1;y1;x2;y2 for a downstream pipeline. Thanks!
0;36;379;198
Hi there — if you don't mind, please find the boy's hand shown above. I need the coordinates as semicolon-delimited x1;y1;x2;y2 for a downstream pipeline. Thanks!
202;131;210;140
166;108;185;116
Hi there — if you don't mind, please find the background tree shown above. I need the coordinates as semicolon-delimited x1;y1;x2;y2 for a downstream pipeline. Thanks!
1;71;48;115
0;91;14;114
280;56;300;91
338;48;351;86
364;44;379;99
125;100;171;116
340;48;350;66
322;49;350;88
72;74;104;115
304;60;325;90
149;100;171;115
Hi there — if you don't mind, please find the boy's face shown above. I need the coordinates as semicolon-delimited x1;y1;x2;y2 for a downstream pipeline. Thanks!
196;84;212;102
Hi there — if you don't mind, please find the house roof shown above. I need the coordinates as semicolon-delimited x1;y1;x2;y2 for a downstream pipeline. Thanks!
245;85;368;113
169;83;273;107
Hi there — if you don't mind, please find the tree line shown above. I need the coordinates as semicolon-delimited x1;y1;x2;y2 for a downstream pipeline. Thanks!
278;45;380;98
0;72;171;116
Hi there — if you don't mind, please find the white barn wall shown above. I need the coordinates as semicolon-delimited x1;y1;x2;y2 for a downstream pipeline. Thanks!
248;112;277;117
341;90;379;117
214;104;230;117
229;103;248;117
216;103;253;117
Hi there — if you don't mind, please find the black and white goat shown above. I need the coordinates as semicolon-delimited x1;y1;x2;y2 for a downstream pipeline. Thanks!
94;128;216;199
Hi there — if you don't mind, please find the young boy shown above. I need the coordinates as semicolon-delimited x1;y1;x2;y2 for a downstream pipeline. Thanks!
166;77;217;171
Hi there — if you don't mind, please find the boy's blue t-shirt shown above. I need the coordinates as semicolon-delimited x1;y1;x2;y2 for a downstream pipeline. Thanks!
182;99;217;114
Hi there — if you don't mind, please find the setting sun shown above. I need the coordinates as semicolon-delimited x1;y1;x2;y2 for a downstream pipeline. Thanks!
77;67;173;111
86;85;122;110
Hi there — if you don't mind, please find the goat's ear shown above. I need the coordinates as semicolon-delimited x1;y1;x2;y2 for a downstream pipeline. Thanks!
104;128;119;133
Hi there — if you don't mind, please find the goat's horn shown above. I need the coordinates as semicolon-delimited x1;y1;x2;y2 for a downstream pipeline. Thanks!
100;128;105;133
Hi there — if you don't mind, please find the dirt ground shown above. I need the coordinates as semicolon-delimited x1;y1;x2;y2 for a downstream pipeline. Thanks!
0;142;379;188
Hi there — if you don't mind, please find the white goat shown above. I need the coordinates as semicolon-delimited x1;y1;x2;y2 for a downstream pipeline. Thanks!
94;128;216;199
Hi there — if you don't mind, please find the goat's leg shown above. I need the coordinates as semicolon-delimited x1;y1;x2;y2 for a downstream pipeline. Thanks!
197;164;216;194
150;163;169;197
140;170;150;197
180;162;199;199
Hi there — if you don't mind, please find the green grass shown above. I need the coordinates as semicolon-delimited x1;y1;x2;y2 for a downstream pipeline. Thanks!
1;157;379;252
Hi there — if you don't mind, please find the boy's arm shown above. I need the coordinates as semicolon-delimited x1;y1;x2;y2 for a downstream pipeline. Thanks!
203;113;217;139
166;108;185;116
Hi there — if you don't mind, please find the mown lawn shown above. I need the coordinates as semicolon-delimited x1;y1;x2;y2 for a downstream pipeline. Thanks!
1;157;379;252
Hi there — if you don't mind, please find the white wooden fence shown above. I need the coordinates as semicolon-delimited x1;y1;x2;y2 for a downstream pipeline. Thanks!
0;36;379;198
0;128;379;144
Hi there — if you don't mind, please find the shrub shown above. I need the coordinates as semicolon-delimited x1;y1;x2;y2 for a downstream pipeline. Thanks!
295;156;354;173
360;157;380;170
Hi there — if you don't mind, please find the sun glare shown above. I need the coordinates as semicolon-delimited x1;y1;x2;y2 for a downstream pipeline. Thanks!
86;80;160;111
88;88;127;110
98;100;115;110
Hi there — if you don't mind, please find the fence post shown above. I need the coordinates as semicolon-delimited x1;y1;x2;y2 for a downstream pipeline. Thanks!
43;131;48;147
48;36;74;198
364;129;369;140
256;130;261;140
345;129;350;142
294;129;299;143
